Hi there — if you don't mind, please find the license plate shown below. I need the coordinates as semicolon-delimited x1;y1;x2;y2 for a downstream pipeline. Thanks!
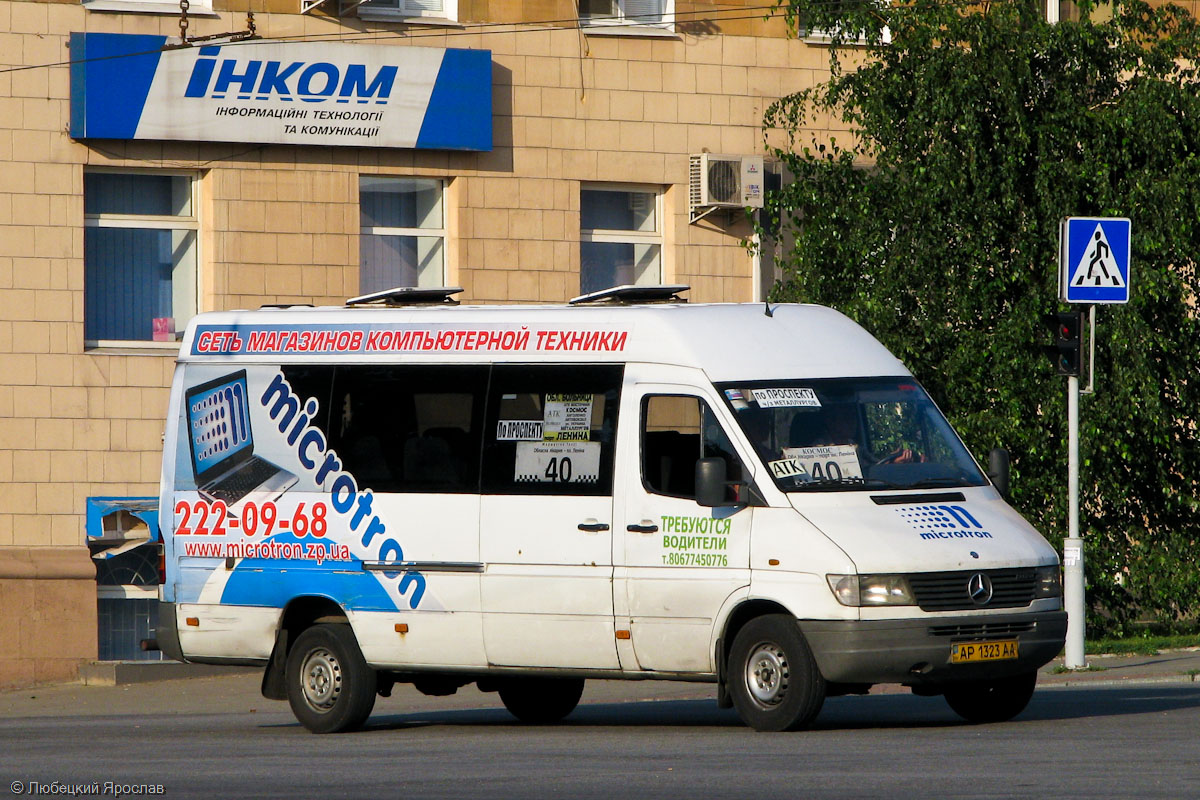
950;640;1019;664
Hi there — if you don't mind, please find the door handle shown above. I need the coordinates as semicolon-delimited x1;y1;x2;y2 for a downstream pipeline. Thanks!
577;521;610;532
626;521;659;534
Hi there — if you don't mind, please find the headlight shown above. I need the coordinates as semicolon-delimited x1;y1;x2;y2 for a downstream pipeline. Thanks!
827;574;916;607
1034;565;1063;599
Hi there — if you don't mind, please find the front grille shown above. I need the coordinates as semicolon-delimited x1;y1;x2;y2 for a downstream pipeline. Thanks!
908;568;1037;611
928;621;1037;639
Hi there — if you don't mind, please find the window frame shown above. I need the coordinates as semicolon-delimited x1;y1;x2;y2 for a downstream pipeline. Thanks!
358;176;447;293
83;0;215;16
481;364;624;497
640;393;747;502
579;0;676;34
322;363;488;495
83;168;200;351
579;182;665;294
800;0;892;45
357;0;459;24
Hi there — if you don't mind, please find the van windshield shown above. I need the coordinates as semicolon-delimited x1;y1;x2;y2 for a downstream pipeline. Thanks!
717;378;989;492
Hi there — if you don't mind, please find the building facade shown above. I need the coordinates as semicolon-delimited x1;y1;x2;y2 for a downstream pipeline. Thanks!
0;0;845;686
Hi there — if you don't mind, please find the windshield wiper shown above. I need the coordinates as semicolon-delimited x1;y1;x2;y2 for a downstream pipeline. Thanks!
903;478;968;489
791;477;896;491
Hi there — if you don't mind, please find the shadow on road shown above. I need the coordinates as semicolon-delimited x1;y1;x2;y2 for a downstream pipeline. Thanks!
256;684;1200;734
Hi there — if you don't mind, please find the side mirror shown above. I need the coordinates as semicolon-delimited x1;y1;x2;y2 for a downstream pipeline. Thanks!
988;448;1010;499
696;457;732;507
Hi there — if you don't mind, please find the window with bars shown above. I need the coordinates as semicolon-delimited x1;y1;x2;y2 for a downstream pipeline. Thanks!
359;177;446;294
579;185;663;295
84;171;198;345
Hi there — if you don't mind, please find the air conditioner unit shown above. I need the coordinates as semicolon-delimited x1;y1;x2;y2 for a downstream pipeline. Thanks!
689;154;765;216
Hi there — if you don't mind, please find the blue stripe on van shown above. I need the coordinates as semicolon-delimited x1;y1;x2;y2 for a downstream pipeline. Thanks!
219;535;398;612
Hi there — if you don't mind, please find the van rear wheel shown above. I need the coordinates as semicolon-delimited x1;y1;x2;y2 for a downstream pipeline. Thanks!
286;624;377;734
498;677;585;723
728;615;825;732
944;671;1037;724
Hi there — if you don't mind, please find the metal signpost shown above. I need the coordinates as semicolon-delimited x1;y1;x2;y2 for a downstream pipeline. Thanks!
1056;217;1131;669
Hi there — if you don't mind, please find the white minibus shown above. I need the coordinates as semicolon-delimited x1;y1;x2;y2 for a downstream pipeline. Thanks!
157;285;1066;733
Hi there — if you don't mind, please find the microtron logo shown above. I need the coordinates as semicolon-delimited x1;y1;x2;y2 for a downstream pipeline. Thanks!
183;46;396;105
968;572;994;605
895;505;994;541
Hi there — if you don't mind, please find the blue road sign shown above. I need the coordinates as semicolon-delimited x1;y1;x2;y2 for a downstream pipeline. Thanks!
1059;217;1131;304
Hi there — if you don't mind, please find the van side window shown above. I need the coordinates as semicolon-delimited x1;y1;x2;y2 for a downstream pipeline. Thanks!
481;364;623;496
327;365;488;493
642;395;744;502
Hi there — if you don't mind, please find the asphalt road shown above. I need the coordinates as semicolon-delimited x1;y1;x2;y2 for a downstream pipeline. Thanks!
2;675;1199;799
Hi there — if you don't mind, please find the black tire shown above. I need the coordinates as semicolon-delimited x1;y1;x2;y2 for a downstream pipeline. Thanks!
728;614;826;732
944;671;1037;724
285;624;377;734
498;677;585;724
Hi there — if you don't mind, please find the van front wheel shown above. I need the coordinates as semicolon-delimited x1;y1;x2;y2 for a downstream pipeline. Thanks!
498;677;585;723
944;671;1037;724
286;624;377;734
728;615;826;732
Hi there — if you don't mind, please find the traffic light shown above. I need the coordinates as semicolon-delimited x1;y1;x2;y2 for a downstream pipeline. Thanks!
1042;310;1083;377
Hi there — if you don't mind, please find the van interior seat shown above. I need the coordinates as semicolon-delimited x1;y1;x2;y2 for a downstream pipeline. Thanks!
403;429;461;488
642;430;700;496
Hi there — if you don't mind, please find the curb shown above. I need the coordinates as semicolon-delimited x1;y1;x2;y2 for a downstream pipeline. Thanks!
79;661;259;686
1039;673;1199;690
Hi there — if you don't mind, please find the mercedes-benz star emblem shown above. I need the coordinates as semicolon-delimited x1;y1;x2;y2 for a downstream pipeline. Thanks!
967;573;993;605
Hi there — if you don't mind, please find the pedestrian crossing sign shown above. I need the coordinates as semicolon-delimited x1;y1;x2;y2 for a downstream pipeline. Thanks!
1059;217;1131;304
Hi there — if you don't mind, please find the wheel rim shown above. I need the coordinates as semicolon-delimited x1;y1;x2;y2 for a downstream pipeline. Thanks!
300;646;342;713
744;641;790;709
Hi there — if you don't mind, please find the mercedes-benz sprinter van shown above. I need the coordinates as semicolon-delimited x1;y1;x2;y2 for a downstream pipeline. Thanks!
157;286;1066;733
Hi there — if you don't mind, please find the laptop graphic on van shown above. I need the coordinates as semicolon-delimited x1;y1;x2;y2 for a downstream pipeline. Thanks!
185;370;297;507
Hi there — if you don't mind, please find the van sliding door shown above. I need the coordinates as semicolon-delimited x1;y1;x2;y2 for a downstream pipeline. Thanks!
324;364;488;668
478;364;623;670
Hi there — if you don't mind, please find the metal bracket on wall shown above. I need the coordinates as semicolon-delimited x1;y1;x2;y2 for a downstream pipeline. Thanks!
165;1;258;49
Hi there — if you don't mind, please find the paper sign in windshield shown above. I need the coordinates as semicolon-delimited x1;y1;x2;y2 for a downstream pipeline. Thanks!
496;420;544;441
777;444;863;481
543;393;593;441
724;388;751;410
515;441;601;484
768;457;811;480
752;388;821;408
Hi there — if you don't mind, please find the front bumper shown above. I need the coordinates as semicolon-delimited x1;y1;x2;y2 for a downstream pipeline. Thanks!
799;610;1068;686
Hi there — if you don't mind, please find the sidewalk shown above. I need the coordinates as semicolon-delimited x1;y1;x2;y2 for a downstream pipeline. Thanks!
1037;647;1200;688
